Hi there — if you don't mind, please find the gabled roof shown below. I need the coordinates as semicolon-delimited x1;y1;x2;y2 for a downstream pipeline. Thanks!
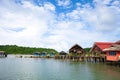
69;44;83;50
69;44;85;54
96;42;113;50
90;42;113;52
59;51;67;55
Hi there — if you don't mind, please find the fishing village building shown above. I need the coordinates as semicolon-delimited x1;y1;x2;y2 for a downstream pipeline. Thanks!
103;40;120;61
56;51;68;59
90;40;120;62
90;42;113;57
33;52;55;58
0;51;7;57
69;44;85;56
59;51;67;55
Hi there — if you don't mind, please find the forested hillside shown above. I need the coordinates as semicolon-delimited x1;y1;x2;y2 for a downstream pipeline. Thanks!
84;48;91;53
0;45;58;54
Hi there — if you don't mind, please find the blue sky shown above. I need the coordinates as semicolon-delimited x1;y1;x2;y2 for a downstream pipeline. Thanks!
0;0;120;51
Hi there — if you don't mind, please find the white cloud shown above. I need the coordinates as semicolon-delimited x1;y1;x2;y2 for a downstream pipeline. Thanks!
0;0;55;48
0;0;120;52
66;0;120;32
57;0;72;8
44;2;56;11
52;0;120;50
112;0;120;6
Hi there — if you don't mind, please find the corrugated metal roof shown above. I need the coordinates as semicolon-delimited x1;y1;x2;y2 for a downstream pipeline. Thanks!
90;42;113;52
95;42;113;50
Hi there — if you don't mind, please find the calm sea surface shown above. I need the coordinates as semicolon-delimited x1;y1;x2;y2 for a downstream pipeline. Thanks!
0;55;120;80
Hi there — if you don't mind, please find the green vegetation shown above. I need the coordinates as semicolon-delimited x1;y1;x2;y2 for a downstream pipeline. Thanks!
84;48;91;53
0;45;58;54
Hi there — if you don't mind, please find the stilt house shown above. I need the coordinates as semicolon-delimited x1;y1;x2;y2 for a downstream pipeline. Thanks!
103;40;120;61
90;42;113;56
69;44;85;56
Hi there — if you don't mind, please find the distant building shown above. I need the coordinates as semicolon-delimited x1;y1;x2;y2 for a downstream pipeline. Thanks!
0;51;7;57
59;51;67;55
40;52;47;57
69;44;85;56
34;52;41;56
33;52;55;58
49;52;55;57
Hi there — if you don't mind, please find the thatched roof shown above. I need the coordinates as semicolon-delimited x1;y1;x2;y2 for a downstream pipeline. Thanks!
59;51;67;55
69;44;83;50
103;44;120;51
115;40;120;44
69;44;84;53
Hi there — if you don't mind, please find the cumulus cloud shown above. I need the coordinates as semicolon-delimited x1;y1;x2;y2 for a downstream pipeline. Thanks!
0;0;55;47
0;0;120;51
57;0;72;8
54;0;120;50
67;0;120;32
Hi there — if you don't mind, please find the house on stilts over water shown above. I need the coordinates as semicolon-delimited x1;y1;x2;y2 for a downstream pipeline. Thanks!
103;40;120;61
90;40;120;62
59;51;67;56
90;42;113;57
69;44;85;56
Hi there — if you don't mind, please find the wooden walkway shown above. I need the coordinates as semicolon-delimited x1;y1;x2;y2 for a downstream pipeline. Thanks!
55;55;106;62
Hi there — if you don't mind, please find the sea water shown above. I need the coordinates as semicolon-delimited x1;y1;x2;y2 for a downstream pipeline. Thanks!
0;55;120;80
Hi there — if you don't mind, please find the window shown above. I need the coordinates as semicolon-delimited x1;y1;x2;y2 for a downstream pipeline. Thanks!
109;51;116;56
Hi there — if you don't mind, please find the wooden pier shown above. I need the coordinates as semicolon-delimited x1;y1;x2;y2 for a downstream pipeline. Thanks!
55;55;106;62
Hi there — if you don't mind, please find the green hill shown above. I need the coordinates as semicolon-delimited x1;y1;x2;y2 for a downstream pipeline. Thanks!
0;45;58;54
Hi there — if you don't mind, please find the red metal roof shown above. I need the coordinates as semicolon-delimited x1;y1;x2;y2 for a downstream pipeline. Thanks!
95;42;114;51
90;42;114;52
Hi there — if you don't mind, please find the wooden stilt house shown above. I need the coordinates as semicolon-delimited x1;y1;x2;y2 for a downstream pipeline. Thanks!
90;42;113;56
103;40;120;61
69;44;85;56
59;51;67;55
